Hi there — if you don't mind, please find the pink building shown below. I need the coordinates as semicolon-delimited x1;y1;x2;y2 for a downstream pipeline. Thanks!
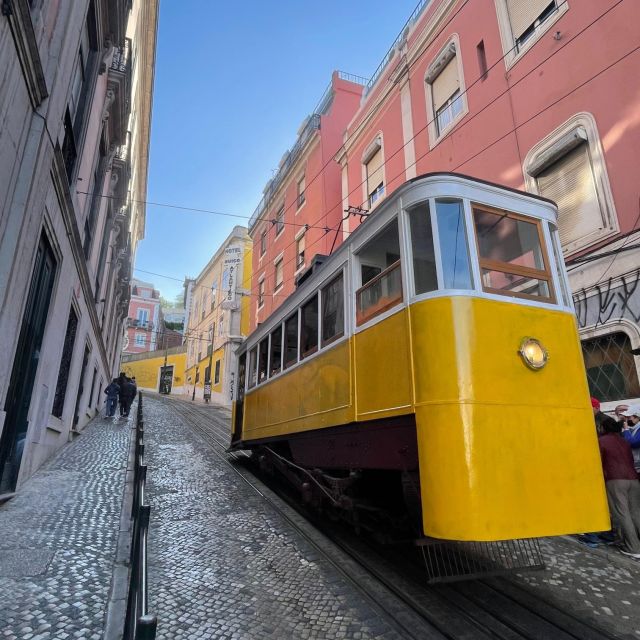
329;0;639;407
248;72;366;331
123;279;163;355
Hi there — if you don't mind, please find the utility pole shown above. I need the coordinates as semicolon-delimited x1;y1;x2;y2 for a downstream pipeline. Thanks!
204;326;214;403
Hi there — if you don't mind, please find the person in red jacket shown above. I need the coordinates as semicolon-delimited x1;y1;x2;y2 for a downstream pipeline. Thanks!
598;417;640;558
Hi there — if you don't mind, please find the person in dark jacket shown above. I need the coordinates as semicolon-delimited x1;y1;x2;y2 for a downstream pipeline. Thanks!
621;405;640;473
120;378;137;417
103;379;120;417
117;373;128;416
598;417;640;558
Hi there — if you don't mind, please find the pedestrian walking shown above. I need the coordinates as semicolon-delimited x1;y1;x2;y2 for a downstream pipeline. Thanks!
598;416;640;559
621;405;640;472
103;379;120;417
117;372;129;417
120;377;137;417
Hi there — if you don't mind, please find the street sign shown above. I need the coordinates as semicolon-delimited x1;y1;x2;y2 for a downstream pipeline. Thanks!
204;383;211;400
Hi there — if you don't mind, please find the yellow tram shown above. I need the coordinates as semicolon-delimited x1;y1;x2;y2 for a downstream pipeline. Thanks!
231;173;609;543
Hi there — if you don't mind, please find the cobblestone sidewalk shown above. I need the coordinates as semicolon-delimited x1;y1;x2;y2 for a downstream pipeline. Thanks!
0;413;131;639
144;397;403;640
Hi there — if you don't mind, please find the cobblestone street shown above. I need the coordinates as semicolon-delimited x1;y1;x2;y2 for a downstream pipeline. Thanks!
144;396;404;640
0;413;131;639
146;395;640;640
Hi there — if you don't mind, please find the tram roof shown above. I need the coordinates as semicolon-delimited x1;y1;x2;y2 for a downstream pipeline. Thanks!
243;172;558;348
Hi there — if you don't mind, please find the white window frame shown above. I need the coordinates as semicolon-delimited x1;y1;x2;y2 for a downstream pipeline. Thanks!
257;275;265;309
134;332;146;347
494;0;569;69
296;173;306;211
523;112;618;256
274;253;284;292
275;204;285;237
295;227;306;274
259;227;267;258
361;134;386;211
424;36;468;149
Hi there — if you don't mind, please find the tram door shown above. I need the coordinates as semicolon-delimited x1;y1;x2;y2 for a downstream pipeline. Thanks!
232;353;246;442
0;235;57;493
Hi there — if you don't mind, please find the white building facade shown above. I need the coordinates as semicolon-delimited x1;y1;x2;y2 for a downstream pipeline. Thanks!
0;0;158;495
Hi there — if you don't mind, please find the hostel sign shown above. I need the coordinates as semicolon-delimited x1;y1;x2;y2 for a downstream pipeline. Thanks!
222;246;242;304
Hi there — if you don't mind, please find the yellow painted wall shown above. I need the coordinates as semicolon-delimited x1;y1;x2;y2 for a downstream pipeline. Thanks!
240;243;253;337
121;350;187;391
185;346;225;391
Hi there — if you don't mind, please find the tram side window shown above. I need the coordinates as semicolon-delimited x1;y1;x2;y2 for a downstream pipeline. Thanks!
435;199;473;290
301;294;319;358
270;324;283;377
473;206;554;302
248;346;258;389
407;201;438;294
257;337;268;383
284;312;298;369
322;273;344;346
355;220;403;326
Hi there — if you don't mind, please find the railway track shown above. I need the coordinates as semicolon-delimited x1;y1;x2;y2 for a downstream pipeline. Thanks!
152;395;626;640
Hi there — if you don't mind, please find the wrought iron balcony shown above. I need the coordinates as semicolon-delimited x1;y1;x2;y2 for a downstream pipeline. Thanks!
249;114;321;230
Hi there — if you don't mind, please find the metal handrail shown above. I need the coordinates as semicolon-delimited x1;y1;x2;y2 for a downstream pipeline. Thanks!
124;393;157;640
363;0;432;96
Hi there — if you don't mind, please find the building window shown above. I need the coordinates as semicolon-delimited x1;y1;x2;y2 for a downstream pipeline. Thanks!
274;257;284;292
214;360;221;385
524;115;617;254
297;175;306;208
137;308;149;325
52;306;79;418
364;142;384;208
321;273;344;347
218;316;223;337
295;233;305;270
275;205;285;236
495;0;568;66
135;333;146;347
260;229;267;256
258;278;265;308
582;332;640;402
426;42;464;139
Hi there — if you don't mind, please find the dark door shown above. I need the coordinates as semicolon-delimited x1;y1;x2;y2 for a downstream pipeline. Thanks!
232;353;246;443
0;235;57;493
159;365;173;394
73;345;91;426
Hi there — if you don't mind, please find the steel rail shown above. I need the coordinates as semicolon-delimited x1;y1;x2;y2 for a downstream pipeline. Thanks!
155;397;621;640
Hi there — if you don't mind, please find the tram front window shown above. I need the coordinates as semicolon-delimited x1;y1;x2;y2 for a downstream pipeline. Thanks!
435;199;473;290
407;201;437;295
473;206;555;303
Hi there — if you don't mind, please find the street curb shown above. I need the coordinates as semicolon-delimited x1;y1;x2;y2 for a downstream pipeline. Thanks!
103;414;136;640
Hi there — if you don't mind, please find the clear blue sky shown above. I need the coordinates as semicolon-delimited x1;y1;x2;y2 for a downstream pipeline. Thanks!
136;0;418;302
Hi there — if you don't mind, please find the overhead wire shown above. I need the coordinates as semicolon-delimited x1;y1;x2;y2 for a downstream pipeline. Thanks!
104;0;629;317
132;18;638;314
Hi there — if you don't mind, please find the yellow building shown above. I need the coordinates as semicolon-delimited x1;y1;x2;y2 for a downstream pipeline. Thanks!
184;226;252;406
120;346;187;395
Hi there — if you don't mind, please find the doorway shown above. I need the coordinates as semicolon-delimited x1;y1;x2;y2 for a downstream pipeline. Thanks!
0;235;57;493
159;365;173;394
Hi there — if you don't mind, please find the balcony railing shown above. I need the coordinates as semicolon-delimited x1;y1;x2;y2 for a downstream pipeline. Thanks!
364;0;431;96
248;114;321;230
127;318;154;330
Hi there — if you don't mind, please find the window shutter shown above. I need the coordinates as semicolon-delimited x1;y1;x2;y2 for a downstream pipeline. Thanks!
366;147;384;194
536;144;603;248
431;58;459;112
506;0;551;40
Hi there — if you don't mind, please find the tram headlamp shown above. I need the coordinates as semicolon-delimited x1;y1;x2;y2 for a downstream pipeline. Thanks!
518;337;548;370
